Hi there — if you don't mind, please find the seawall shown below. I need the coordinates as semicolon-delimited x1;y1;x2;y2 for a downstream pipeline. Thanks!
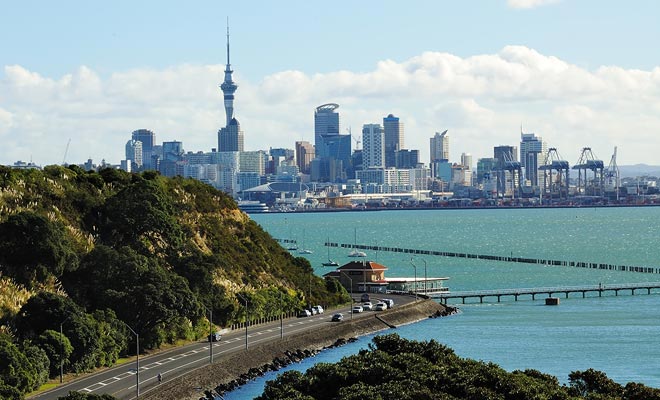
140;299;449;400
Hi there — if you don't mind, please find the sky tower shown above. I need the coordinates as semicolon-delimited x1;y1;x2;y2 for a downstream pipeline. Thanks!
220;21;238;126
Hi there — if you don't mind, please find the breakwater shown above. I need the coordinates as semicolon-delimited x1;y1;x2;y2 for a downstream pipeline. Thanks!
327;242;659;274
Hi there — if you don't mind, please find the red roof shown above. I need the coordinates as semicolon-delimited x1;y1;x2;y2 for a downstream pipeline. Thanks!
337;260;388;272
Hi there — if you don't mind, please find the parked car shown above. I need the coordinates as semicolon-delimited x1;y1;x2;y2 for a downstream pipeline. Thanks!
309;307;318;315
362;302;373;311
352;305;364;313
374;302;387;311
312;305;324;314
383;298;395;308
331;313;344;322
298;309;311;318
207;332;222;342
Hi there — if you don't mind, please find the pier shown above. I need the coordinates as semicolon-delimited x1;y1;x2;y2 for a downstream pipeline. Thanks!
433;282;660;304
325;242;660;275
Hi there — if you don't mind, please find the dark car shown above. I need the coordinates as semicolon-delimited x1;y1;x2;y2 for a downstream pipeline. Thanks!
207;332;222;342
331;313;344;322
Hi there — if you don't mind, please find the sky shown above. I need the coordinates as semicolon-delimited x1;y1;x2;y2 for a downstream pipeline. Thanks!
1;0;660;167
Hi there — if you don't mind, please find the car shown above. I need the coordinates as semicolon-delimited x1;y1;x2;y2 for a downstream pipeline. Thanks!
360;293;371;302
309;307;318;315
361;302;373;311
207;332;222;342
312;305;324;314
383;298;395;308
374;302;387;311
351;305;364;313
298;309;311;318
331;313;344;322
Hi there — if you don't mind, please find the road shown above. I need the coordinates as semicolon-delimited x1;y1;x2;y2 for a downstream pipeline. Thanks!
32;294;412;400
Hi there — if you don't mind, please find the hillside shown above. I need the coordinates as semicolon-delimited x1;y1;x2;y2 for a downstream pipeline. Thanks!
0;165;349;399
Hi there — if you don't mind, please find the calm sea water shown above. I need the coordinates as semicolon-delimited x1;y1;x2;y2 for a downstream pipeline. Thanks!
223;207;660;398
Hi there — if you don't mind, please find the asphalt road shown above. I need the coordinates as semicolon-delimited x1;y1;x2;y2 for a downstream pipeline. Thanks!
32;294;412;400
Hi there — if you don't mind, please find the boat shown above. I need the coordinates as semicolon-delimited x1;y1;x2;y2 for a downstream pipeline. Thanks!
236;200;269;214
347;228;367;257
298;229;313;254
348;249;367;258
322;237;339;266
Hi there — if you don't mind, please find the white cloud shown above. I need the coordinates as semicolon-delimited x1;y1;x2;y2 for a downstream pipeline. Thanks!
1;45;660;167
507;0;561;9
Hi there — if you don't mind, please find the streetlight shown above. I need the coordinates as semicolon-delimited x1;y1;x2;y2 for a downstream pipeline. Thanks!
122;322;140;399
338;270;353;320
409;258;418;301
236;293;249;350
278;292;284;339
412;257;428;296
201;305;213;364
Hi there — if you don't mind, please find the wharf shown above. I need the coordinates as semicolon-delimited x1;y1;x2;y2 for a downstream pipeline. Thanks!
434;282;660;304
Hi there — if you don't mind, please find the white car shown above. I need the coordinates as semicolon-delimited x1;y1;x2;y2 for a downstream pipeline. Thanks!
352;305;364;313
298;309;311;318
312;305;324;314
361;302;373;311
374;302;387;311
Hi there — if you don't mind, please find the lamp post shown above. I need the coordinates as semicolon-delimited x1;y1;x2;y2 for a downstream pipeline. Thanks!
412;257;427;296
59;316;72;384
237;293;249;350
409;258;418;301
338;270;353;320
122;323;140;399
279;292;284;339
202;305;213;364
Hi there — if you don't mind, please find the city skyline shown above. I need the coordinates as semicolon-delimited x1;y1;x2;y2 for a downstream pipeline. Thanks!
2;1;660;166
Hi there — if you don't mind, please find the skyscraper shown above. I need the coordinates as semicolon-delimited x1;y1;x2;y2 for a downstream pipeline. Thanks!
383;114;404;168
131;129;155;170
295;141;315;174
125;139;143;170
430;130;449;162
362;123;385;169
218;22;244;152
520;131;547;187
314;103;340;149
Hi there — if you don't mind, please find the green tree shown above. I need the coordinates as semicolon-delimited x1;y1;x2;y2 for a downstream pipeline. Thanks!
57;391;117;400
0;333;38;395
0;212;79;287
38;330;73;378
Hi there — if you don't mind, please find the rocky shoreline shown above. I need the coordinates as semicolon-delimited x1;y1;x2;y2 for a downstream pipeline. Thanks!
140;299;457;400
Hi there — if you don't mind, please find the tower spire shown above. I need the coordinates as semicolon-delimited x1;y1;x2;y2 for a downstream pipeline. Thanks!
220;16;238;126
226;17;230;68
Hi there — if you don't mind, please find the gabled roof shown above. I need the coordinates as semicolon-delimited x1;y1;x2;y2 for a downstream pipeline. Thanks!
337;260;388;272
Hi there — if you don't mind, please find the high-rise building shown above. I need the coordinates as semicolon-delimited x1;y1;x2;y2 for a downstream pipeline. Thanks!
218;23;244;152
430;130;449;162
312;134;351;182
461;153;472;170
131;129;155;169
520;131;547;187
125;139;143;170
240;150;266;175
314;103;340;149
383;114;404;168
362;123;385;169
295;141;315;174
395;149;419;169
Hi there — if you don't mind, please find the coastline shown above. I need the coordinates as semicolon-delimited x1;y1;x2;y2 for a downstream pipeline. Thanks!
255;203;660;215
140;299;451;400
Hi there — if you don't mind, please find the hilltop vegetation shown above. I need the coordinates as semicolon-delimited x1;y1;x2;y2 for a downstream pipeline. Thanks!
0;165;349;398
259;333;660;400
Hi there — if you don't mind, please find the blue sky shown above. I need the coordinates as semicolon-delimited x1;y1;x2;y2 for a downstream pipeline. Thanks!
1;0;659;166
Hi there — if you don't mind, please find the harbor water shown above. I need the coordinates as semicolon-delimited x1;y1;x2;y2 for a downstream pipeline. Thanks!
224;207;660;398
